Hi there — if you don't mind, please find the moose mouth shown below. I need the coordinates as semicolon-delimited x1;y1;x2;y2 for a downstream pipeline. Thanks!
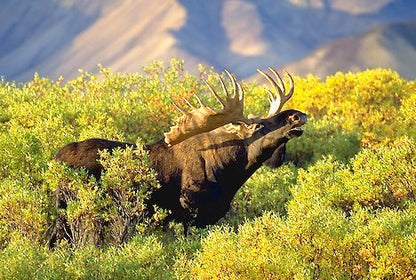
287;127;304;138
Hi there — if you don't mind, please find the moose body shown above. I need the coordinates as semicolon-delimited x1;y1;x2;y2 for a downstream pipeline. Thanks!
50;69;307;247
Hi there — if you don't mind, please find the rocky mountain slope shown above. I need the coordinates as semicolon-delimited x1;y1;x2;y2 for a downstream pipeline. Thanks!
1;0;415;81
284;21;416;79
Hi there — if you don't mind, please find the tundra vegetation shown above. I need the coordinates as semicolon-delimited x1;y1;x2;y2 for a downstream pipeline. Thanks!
0;59;415;279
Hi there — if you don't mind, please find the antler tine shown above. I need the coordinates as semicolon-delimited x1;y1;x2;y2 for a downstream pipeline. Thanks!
173;101;188;114
237;82;244;102
269;68;294;105
224;69;237;98
217;74;229;98
268;67;285;94
193;94;207;108
257;69;284;97
204;80;226;109
257;69;283;116
257;68;295;117
257;69;283;103
183;97;196;109
283;70;294;100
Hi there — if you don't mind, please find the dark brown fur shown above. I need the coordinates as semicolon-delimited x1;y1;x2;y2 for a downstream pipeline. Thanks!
263;144;286;168
49;109;306;246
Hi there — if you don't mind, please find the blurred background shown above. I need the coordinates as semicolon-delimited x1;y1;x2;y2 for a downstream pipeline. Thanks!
1;0;416;81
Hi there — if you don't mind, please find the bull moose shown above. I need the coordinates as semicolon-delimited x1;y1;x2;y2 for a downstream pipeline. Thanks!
49;68;307;247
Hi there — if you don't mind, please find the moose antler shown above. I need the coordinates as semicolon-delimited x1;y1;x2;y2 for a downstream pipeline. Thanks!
164;70;250;146
257;68;294;117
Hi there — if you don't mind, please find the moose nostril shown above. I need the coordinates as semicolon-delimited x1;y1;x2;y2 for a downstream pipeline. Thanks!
291;115;300;122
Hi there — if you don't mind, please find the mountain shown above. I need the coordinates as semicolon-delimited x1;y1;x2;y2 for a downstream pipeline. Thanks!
1;0;416;81
284;21;416;79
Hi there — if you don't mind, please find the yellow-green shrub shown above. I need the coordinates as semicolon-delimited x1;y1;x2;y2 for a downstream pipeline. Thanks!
45;141;166;247
230;164;297;224
0;179;47;246
99;142;166;244
0;234;176;280
45;160;106;246
288;69;416;145
290;137;416;215
286;117;360;165
190;137;416;280
0;63;415;279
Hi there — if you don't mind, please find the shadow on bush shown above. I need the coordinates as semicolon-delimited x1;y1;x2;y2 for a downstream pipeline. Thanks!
286;117;360;166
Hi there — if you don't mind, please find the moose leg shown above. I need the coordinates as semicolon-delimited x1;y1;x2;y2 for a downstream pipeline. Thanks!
178;187;202;232
49;189;73;248
48;212;72;248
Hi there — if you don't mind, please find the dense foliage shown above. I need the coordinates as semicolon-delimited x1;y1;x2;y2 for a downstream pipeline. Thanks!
0;60;415;279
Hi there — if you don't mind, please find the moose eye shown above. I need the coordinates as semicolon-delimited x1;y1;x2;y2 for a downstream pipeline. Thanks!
254;123;263;130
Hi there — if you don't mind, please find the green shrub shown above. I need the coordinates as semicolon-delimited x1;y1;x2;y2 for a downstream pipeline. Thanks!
0;234;177;280
99;141;167;244
45;141;167;247
286;117;360;165
0;178;49;246
45;160;106;247
290;137;416;216
1;63;416;279
291;69;416;145
190;137;416;279
230;164;297;224
0;235;47;279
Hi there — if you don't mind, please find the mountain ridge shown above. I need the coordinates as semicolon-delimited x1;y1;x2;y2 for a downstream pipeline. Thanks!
283;21;416;79
1;0;415;81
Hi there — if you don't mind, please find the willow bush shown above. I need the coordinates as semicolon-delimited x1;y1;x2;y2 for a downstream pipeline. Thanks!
191;138;416;280
0;61;415;279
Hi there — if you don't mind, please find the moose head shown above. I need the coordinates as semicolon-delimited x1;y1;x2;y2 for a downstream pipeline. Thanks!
164;68;306;145
163;68;306;170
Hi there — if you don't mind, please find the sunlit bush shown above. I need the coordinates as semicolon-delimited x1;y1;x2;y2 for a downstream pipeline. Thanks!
99;142;167;244
0;62;415;279
289;69;416;145
286;117;360;165
191;138;416;279
0;234;177;280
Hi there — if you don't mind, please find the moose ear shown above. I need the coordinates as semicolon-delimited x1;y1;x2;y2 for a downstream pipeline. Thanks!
251;122;264;131
223;122;263;138
243;122;264;137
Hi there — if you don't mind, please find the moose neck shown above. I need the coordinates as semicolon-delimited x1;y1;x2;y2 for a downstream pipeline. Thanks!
245;126;291;173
